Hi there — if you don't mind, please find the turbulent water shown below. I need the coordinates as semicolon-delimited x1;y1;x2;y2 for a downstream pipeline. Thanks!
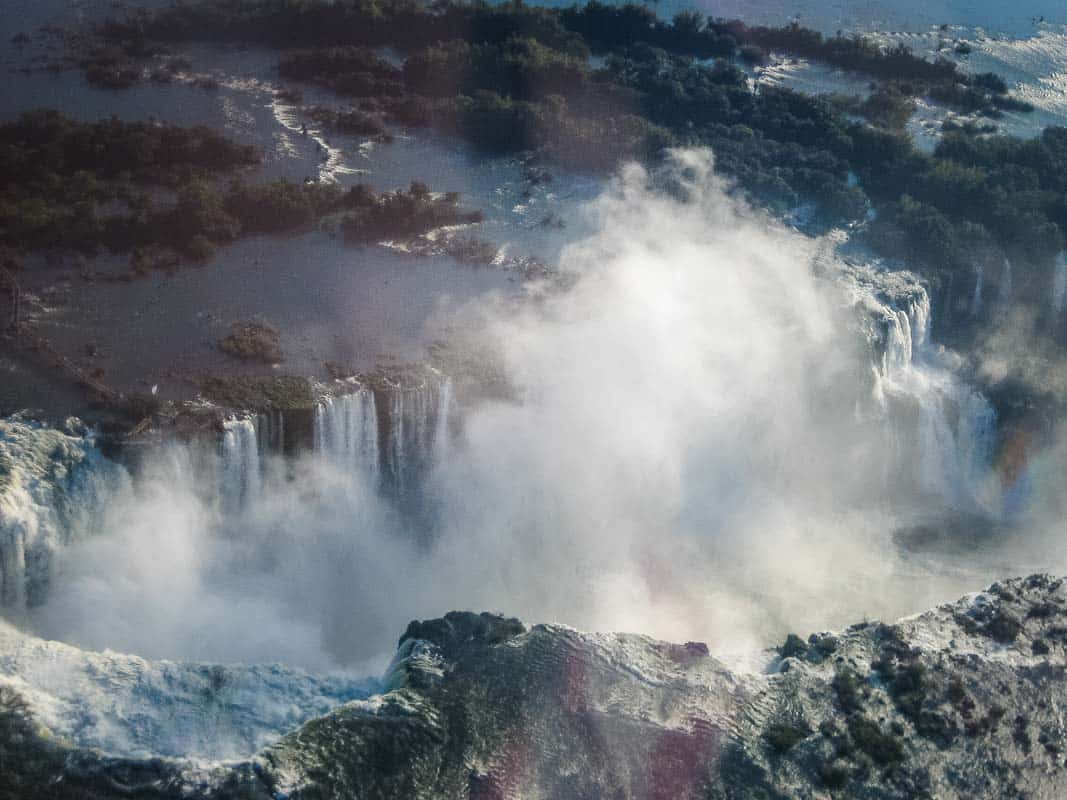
0;419;128;609
4;3;1067;790
0;616;374;760
214;375;454;512
1054;252;1067;313
841;264;1000;513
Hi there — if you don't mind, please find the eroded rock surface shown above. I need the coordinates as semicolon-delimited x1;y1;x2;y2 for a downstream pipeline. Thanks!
3;577;1067;799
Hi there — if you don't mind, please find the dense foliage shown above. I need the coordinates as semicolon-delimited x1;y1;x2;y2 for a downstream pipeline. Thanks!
341;181;484;242
219;320;283;362
0;110;258;253
0;112;481;263
59;0;1067;312
108;0;589;56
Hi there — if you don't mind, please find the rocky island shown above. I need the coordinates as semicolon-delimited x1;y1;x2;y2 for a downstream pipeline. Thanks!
1;576;1065;798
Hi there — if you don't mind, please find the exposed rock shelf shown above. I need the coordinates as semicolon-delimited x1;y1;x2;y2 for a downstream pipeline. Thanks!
2;575;1066;798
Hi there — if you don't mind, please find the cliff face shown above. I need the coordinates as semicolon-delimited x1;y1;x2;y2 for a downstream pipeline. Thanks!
3;575;1067;799
0;418;126;610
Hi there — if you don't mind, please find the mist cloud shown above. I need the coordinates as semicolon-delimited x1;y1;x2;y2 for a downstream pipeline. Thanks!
28;150;1063;672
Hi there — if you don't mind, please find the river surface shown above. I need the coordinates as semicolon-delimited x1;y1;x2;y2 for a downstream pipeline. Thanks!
2;4;600;404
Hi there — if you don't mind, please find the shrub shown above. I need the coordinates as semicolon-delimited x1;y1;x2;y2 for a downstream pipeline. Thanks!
832;669;864;714
224;179;343;235
199;375;316;411
444;235;498;265
123;392;163;421
777;633;808;659
185;235;216;261
847;715;904;765
985;609;1023;643
817;761;849;789
764;719;811;753
219;320;282;362
306;107;391;138
341;183;483;242
738;44;766;65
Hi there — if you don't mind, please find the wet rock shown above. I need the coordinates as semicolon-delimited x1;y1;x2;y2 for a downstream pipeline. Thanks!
3;576;1067;798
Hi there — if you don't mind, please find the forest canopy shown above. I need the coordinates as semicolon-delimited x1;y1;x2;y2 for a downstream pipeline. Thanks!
33;0;1067;309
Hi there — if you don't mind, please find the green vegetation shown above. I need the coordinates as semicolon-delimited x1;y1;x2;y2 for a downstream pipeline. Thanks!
0;686;67;799
273;38;671;169
199;375;317;412
222;179;348;237
0;110;257;255
82;45;143;89
776;633;808;659
834;85;917;130
305;106;392;140
279;47;404;96
74;0;1067;327
714;21;1031;117
954;600;1027;643
764;719;811;753
219;321;282;363
832;668;865;714
443;235;498;265
110;0;589;56
872;625;959;746
0;112;480;264
341;181;484;242
0;684;227;800
846;715;904;765
816;760;849;789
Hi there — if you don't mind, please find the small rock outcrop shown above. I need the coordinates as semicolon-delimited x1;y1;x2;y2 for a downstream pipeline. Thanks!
3;576;1067;798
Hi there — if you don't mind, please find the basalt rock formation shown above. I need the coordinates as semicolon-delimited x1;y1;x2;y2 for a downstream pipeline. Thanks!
3;575;1067;799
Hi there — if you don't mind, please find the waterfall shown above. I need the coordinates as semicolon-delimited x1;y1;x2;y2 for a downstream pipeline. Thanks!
312;373;452;496
220;417;262;512
1;414;282;610
958;389;997;503
917;387;957;502
376;375;452;497
434;377;453;463
908;290;931;351
910;375;998;509
843;265;999;514
386;384;406;494
1;373;455;610
1054;252;1067;313
882;308;913;377
998;257;1013;312
872;285;931;381
314;388;380;486
0;419;128;609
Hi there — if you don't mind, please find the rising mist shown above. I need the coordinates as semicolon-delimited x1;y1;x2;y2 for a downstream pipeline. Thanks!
26;150;1062;672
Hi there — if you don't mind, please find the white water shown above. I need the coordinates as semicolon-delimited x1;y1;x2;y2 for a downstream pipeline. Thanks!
314;387;380;480
0;418;128;609
0;617;373;761
0;375;456;612
312;376;451;496
973;261;985;316
221;417;262;512
999;257;1014;313
1054;251;1067;313
204;376;457;510
844;266;998;513
2;151;1051;694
